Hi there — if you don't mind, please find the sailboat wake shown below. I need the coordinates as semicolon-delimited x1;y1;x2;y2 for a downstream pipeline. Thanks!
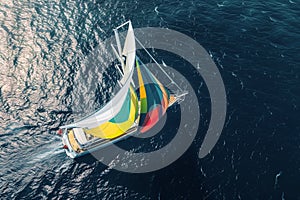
27;140;65;164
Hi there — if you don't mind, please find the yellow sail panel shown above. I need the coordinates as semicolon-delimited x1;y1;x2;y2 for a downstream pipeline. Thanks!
85;117;134;139
136;60;147;99
84;86;138;139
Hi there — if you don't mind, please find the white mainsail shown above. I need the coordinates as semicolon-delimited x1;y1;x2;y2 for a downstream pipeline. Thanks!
61;21;136;129
120;21;135;85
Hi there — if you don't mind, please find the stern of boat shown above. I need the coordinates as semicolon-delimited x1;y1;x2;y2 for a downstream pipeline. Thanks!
61;129;79;158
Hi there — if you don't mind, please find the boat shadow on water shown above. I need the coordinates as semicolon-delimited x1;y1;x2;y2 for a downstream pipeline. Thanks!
67;107;205;199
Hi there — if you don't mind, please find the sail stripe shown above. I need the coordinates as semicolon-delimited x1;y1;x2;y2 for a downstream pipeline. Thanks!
136;60;147;100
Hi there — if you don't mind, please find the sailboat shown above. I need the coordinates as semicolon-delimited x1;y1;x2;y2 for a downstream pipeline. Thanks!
58;21;187;158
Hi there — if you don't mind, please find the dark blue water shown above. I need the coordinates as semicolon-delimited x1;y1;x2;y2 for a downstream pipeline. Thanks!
0;0;299;199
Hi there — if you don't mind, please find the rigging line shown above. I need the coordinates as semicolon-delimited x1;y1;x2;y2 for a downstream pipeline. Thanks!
134;36;183;92
113;30;125;70
119;32;183;92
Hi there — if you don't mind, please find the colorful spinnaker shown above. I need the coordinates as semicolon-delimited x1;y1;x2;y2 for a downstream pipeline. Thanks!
136;58;170;133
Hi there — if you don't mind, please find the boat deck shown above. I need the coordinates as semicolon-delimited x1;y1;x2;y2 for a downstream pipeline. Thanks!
68;130;83;153
66;123;139;153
